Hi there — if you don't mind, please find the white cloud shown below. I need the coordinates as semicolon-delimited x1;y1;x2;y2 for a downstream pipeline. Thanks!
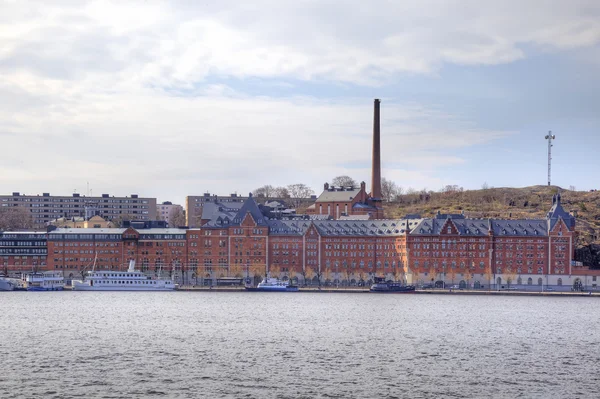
0;0;595;203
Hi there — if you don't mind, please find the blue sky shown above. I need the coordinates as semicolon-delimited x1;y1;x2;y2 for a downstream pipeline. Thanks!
1;0;599;205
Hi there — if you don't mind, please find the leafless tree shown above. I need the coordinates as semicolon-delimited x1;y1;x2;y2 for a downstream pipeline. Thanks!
0;207;34;230
287;184;314;208
169;207;186;227
482;182;489;190
381;177;399;202
331;175;357;188
272;186;290;198
253;185;275;198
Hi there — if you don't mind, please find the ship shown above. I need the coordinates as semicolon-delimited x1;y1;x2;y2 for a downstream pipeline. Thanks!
24;271;65;291
370;277;415;293
245;277;299;292
0;277;15;291
72;260;177;291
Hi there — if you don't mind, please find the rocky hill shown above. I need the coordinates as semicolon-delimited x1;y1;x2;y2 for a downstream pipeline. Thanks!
383;185;600;267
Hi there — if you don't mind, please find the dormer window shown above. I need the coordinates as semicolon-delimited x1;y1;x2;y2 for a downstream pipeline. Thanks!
447;227;451;234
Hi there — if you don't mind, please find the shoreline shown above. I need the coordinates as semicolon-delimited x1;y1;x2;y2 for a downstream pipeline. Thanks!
172;286;600;297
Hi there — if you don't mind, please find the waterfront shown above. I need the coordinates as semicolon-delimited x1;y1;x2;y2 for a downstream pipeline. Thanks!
1;292;599;398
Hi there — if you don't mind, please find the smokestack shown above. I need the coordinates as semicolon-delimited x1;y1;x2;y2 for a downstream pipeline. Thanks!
371;99;382;200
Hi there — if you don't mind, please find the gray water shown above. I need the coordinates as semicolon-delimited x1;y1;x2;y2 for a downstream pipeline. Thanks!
1;292;599;399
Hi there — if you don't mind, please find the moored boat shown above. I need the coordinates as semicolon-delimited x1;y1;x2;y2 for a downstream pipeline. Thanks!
245;277;299;292
24;271;65;291
370;277;415;293
0;277;15;291
72;260;176;291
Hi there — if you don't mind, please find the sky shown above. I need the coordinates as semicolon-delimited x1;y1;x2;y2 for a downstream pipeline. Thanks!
1;0;599;206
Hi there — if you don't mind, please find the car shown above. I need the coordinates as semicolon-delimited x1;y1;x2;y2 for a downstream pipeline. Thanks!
420;284;434;289
449;285;460;289
544;287;555;292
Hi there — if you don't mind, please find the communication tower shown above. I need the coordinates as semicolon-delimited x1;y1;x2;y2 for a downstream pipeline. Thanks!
545;131;555;186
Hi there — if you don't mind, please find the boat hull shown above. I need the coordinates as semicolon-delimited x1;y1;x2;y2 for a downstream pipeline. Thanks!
72;281;176;291
27;286;64;291
0;279;15;291
245;286;299;292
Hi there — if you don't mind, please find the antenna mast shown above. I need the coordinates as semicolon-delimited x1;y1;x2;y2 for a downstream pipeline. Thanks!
545;131;555;186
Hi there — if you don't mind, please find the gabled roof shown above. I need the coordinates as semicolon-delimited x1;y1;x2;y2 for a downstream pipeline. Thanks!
315;187;361;203
233;196;268;226
547;193;575;231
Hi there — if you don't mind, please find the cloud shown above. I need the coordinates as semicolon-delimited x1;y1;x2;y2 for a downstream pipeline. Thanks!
0;0;595;202
2;1;599;86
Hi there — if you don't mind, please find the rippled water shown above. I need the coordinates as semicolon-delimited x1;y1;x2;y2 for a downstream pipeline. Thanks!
1;292;599;398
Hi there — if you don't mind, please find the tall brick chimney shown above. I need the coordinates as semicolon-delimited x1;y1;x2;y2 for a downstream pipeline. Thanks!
371;99;382;201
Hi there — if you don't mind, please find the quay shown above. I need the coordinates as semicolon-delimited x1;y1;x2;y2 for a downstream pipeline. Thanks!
172;285;600;297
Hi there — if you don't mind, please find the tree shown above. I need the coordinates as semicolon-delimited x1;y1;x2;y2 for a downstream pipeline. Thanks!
253;185;275;198
304;267;314;286
484;265;494;290
270;265;281;279
169;207;186;227
381;178;399;202
482;182;489;190
272;186;290;198
506;268;517;289
331;175;357;188
287;184;314;208
0;207;34;230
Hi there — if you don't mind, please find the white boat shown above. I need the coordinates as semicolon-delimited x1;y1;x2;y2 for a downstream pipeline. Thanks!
25;271;65;291
72;260;176;291
0;277;15;291
246;277;299;292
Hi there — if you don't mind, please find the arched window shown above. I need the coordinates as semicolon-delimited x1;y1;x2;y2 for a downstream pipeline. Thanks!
557;278;562;286
517;277;522;285
527;277;532;285
496;277;502;286
538;278;543;286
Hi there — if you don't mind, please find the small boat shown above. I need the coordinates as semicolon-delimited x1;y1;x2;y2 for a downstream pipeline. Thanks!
0;277;15;291
370;277;415;293
245;277;299;292
24;271;65;291
72;260;176;291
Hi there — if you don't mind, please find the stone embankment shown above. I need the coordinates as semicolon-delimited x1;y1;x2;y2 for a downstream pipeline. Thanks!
176;286;600;297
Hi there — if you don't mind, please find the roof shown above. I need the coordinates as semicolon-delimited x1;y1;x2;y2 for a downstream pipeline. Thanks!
201;201;244;227
137;228;188;235
409;218;550;237
315;187;361;203
51;228;128;234
547;193;575;231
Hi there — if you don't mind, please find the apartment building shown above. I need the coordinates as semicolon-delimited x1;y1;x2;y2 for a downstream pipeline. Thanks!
0;192;157;228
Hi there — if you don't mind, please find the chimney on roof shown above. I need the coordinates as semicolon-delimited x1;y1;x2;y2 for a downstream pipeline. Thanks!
371;99;382;201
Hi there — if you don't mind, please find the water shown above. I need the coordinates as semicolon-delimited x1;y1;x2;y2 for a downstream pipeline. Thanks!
1;292;599;398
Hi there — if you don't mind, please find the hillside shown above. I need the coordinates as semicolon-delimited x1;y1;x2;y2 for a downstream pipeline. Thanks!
383;185;600;247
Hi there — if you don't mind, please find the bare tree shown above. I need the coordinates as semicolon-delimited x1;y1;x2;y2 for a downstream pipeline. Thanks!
253;185;275;198
287;184;314;208
381;177;399;202
331;175;357;188
569;185;576;191
272;186;290;198
169;207;186;227
0;207;34;230
482;182;489;190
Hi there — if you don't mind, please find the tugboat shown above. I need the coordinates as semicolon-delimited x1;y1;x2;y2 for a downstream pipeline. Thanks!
245;277;299;292
370;277;415;293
